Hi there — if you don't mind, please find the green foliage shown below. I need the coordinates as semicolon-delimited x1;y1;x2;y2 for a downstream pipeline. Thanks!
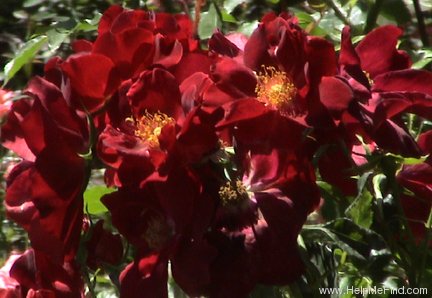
412;49;432;69
3;35;48;86
345;174;374;229
198;3;222;39
2;13;100;86
84;186;114;215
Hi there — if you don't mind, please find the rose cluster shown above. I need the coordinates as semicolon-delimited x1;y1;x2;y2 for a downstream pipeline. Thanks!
1;5;432;298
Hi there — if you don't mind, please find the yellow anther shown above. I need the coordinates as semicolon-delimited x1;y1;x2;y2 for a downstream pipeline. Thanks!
127;111;174;148
363;71;374;85
255;66;297;110
218;180;248;207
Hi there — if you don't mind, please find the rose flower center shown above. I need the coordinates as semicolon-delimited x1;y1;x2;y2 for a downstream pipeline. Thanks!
128;111;174;148
255;66;297;110
218;180;248;207
143;216;173;251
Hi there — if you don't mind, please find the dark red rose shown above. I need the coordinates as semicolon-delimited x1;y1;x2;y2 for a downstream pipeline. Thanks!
2;77;88;261
1;77;88;295
119;253;168;298
207;12;337;121
98;67;218;187
167;110;321;296
102;168;209;297
9;249;83;297
418;130;432;163
92;26;155;79
0;253;21;297
337;26;430;159
313;26;430;196
346;26;411;79
85;220;123;270
61;52;120;113
397;163;432;244
5;150;85;262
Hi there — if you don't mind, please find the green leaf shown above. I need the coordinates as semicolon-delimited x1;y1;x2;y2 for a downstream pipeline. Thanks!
249;285;284;298
317;181;346;220
412;49;432;69
23;0;45;8
380;0;411;24
295;11;316;25
356;171;373;197
317;10;345;41
46;29;70;53
237;20;259;36
74;14;101;33
221;11;237;23
74;21;98;33
372;173;386;200
346;190;373;228
303;218;390;262
31;11;57;22
303;224;366;261
223;0;244;12
83;186;115;215
385;153;428;165
345;173;374;229
3;35;48;86
198;3;222;40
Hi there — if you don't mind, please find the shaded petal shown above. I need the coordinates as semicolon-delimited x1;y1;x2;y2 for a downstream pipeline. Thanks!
319;76;353;117
86;220;123;269
373;119;421;157
318;144;357;195
175;108;219;163
1;99;36;161
173;52;213;84
373;69;432;96
26;76;89;153
216;98;267;128
5;147;85;261
206;231;256;298
306;37;337;86
209;30;241;57
10;249;83;297
418;130;432;155
276;26;307;79
244;25;272;71
339;26;360;66
210;57;257;99
61;53;118;112
93;28;155;78
119;257;168;298
71;39;92;53
251;194;306;284
98;5;124;35
373;92;432;127
127;68;183;119
171;239;217;297
397;163;432;243
398;163;432;198
97;125;158;188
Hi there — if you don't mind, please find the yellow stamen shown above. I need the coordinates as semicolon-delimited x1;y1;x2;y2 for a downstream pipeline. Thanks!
127;111;174;148
255;66;297;110
363;71;374;85
218;180;248;207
